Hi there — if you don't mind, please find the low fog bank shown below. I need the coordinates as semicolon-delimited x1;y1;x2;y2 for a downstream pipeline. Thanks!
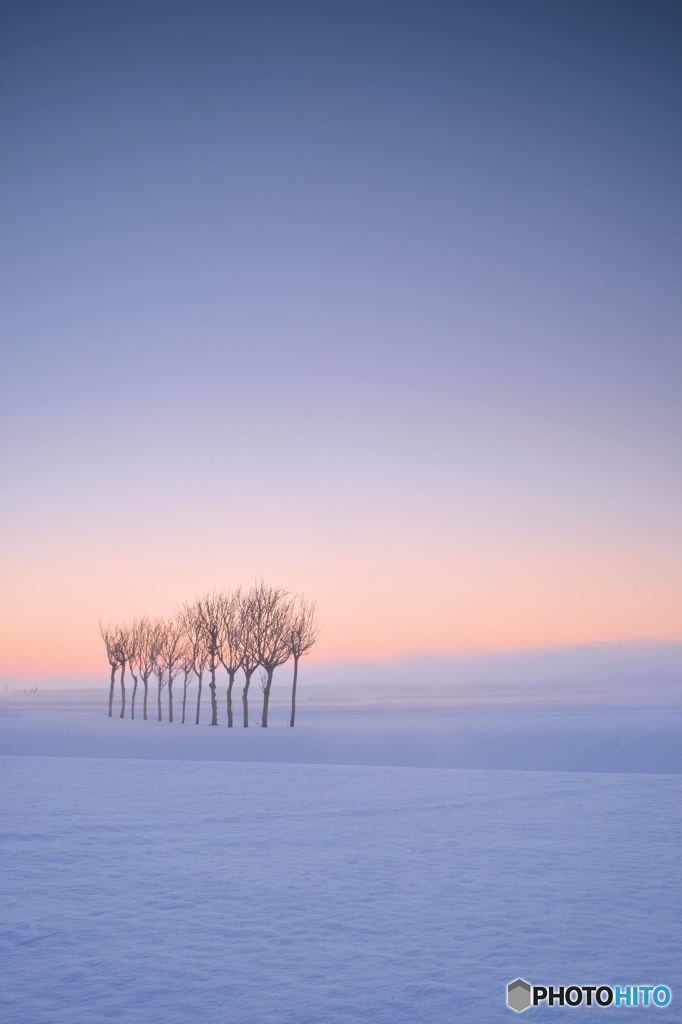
1;702;681;774
4;640;680;709
312;641;682;707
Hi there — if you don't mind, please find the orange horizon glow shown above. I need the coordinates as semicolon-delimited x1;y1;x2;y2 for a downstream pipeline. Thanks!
2;545;681;677
3;436;681;680
3;628;682;681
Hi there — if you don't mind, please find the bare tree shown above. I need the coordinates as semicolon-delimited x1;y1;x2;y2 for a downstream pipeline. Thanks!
239;590;260;727
218;589;242;728
179;649;194;724
135;618;157;722
127;620;143;720
100;622;121;718
151;619;167;722
249;582;292;728
117;623;136;719
179;598;205;729
287;597;320;727
182;603;208;726
178;603;201;725
196;592;223;726
160;615;186;724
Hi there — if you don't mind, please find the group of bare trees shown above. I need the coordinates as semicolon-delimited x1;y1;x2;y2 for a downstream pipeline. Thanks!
100;584;319;728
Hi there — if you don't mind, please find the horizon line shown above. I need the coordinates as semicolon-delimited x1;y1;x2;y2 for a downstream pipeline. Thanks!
3;636;681;684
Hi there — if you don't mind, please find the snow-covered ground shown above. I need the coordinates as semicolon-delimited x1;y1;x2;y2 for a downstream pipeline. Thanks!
1;690;680;1023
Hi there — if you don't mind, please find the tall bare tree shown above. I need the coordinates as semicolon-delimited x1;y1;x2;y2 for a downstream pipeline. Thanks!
249;582;292;728
196;592;223;726
127;620;143;720
160;615;186;724
287;597;320;727
151;619;168;722
218;589;242;728
179;648;194;725
239;590;260;727
117;623;136;719
179;602;201;725
135;618;156;722
100;623;121;718
182;603;208;726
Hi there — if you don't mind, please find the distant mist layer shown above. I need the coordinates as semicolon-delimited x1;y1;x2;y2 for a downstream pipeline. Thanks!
4;641;680;708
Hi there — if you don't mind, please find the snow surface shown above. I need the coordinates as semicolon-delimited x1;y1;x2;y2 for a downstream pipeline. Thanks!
1;694;680;1023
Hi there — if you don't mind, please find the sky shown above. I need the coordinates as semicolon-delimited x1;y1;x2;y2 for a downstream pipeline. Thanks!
1;0;681;678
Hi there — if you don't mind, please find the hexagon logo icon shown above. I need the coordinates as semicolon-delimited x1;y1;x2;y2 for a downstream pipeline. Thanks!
507;978;532;1013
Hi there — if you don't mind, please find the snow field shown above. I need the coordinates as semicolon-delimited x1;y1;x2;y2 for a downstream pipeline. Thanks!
1;754;679;1024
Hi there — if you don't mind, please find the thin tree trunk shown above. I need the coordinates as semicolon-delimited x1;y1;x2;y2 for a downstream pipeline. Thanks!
108;665;116;717
157;677;163;721
289;657;299;727
261;668;274;728
119;661;126;719
195;677;203;725
168;667;174;723
242;669;254;727
130;671;138;721
209;660;218;726
182;672;190;724
143;677;149;721
226;671;236;728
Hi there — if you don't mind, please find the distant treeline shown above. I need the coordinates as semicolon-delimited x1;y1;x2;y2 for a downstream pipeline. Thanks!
100;583;319;728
